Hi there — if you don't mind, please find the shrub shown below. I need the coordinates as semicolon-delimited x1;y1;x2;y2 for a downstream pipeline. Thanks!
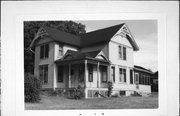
24;73;41;102
131;91;142;97
107;81;113;97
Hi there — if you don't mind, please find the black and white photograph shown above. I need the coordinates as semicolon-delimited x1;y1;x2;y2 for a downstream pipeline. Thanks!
1;1;179;116
24;20;158;110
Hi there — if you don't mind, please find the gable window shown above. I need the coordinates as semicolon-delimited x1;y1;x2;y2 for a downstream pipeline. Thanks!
123;47;126;60
130;69;133;84
79;64;84;82
101;66;107;83
58;45;63;56
40;44;49;59
39;65;48;84
119;68;126;82
111;66;115;82
88;64;93;82
58;66;63;82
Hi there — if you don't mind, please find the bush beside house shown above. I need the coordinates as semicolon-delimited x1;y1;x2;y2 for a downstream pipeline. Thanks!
24;73;41;102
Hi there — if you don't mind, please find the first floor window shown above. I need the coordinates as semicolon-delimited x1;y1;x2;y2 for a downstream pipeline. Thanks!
139;73;142;84
135;73;139;84
39;65;48;84
119;68;126;82
79;64;84;82
58;66;63;82
111;66;115;82
130;69;133;84
101;66;107;82
88;64;93;82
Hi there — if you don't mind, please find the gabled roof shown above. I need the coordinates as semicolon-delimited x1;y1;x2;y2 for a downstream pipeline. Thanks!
62;50;101;60
80;24;124;47
42;26;81;47
55;50;110;63
30;23;139;51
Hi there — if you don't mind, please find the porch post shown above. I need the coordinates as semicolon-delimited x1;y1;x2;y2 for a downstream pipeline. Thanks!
97;62;100;88
53;64;57;91
69;64;71;88
107;65;110;82
84;60;88;98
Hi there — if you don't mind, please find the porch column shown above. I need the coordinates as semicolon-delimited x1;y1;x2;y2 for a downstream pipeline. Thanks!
84;60;88;98
68;64;71;88
107;65;110;82
97;62;100;88
53;64;57;91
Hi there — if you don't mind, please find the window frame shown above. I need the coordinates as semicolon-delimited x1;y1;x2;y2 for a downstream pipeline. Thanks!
101;66;107;83
88;64;93;82
40;44;49;59
57;65;64;82
119;67;126;83
111;66;115;83
58;44;63;57
118;45;127;61
39;64;49;84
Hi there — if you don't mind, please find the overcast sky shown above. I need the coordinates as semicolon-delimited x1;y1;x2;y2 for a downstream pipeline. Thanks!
76;20;158;72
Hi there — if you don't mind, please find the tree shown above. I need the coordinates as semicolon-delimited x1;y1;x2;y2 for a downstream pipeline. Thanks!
24;21;86;74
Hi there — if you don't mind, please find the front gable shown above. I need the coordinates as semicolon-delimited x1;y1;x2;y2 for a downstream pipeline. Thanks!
111;24;138;50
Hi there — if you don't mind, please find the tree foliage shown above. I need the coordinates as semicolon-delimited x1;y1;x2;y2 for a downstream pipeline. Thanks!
24;21;86;74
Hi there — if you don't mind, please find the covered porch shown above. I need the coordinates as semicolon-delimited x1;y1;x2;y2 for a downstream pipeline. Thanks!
55;56;110;98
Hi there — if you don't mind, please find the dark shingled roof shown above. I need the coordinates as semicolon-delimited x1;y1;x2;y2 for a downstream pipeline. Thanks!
80;24;124;47
55;50;109;63
42;26;81;47
31;23;139;51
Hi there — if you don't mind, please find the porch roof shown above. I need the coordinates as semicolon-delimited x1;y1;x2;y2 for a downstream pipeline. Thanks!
55;50;110;65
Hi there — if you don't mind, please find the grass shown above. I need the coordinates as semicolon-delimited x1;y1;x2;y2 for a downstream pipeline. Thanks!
25;92;158;110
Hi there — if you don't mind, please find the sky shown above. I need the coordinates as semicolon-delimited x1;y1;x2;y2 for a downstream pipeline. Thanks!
76;20;158;72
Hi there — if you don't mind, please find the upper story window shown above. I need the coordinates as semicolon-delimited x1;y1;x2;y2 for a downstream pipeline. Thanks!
40;44;49;59
118;45;126;60
58;45;63;56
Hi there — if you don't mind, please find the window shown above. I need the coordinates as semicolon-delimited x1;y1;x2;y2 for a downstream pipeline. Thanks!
119;68;126;82
118;46;122;59
130;69;133;84
88;64;93;82
39;65;48;84
40;44;49;59
139;73;142;84
58;45;63;56
79;64;84;82
142;74;145;85
123;47;126;60
58;66;63;82
111;66;115;82
101;66;107;82
118;45;126;60
135;73;139;84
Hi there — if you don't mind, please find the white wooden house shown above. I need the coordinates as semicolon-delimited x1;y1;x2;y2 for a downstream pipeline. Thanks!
30;23;151;98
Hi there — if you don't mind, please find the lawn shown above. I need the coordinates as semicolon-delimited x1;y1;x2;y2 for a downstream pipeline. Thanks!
25;92;158;110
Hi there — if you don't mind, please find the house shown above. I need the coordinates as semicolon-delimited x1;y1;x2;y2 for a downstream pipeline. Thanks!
151;71;158;92
30;23;151;98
